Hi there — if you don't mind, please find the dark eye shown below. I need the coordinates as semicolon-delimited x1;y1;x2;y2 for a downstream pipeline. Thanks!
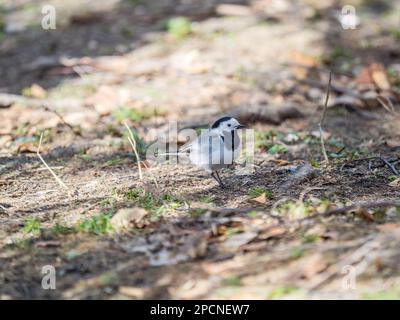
228;124;231;127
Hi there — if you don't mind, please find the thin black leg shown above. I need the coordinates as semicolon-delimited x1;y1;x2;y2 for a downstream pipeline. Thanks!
211;171;225;188
215;171;224;186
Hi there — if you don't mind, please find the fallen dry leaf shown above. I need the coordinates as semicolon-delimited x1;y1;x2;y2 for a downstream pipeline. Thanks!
110;208;148;230
251;193;268;204
355;66;375;87
258;226;286;240
29;84;47;99
222;231;258;251
231;103;303;125
290;52;320;80
216;4;253;16
15;142;38;153
329;95;365;109
93;56;130;73
355;63;390;91
376;223;398;232
0;135;12;147
299;253;328;279
371;63;391;91
388;178;400;188
386;139;400;148
240;241;266;252
357;209;375;222
86;85;131;116
270;159;291;166
362;91;380;108
36;240;61;248
118;286;146;299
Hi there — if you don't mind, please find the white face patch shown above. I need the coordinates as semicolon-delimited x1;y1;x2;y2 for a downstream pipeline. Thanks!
217;118;240;134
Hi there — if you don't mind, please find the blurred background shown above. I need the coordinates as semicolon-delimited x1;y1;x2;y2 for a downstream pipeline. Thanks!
1;0;400;299
0;0;399;141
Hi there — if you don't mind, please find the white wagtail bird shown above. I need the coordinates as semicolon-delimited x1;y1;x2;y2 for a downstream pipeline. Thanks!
161;116;246;188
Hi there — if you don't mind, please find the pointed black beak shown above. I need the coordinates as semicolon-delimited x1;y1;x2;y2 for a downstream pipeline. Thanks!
236;124;246;129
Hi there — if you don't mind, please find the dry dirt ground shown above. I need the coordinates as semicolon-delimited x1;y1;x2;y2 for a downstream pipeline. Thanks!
1;0;400;299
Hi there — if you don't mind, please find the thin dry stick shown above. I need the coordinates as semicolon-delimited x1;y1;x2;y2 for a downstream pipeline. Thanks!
36;132;72;195
123;121;143;180
318;71;332;164
298;187;325;203
43;104;81;136
377;95;395;114
380;156;399;175
138;160;159;188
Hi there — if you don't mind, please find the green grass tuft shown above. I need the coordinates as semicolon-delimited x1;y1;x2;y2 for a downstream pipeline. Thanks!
123;188;188;220
248;187;273;199
267;144;287;155
222;276;242;287
22;218;41;234
301;233;320;244
247;210;258;218
112;106;154;123
267;286;298;299
49;223;76;236
166;17;192;40
76;213;114;235
122;125;147;154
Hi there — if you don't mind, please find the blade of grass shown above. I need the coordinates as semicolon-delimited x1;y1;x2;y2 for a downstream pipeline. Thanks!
36;131;73;196
123;121;143;180
318;71;332;164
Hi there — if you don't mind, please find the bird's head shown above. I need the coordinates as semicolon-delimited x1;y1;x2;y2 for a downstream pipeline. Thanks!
211;116;246;135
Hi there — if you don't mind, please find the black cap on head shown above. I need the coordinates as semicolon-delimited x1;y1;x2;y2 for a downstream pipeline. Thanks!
211;116;233;129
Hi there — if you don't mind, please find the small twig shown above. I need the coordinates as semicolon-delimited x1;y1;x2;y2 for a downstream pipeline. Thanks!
380;156;399;176
377;95;396;114
123;121;143;180
323;199;400;216
139;159;159;188
340;156;384;171
318;71;332;164
79;199;108;215
36;132;73;196
298;187;325;203
43;104;81;136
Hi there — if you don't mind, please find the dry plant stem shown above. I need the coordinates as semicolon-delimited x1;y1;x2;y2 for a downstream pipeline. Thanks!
340;156;379;171
43;104;81;136
138;160;158;187
298;187;325;203
318;71;332;164
37;132;72;196
377;95;395;114
123;121;143;180
379;156;399;175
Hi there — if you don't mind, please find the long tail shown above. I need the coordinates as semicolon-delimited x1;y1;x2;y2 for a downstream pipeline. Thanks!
158;144;191;156
157;151;189;157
